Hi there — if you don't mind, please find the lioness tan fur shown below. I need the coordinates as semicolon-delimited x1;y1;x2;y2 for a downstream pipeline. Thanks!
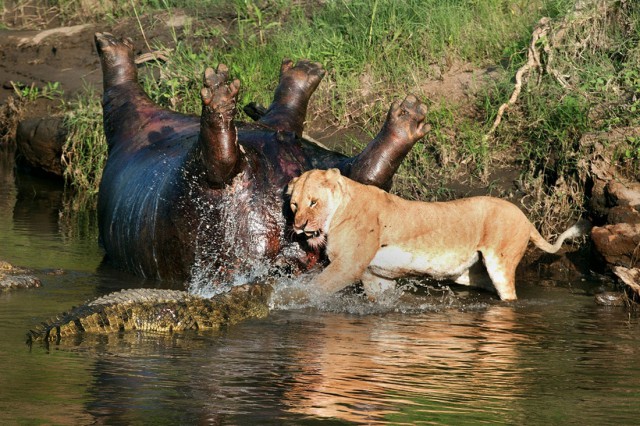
287;168;586;301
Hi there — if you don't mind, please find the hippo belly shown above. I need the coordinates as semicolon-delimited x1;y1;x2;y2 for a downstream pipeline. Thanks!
98;135;196;280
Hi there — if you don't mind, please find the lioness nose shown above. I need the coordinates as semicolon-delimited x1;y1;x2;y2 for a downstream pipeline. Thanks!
293;219;307;234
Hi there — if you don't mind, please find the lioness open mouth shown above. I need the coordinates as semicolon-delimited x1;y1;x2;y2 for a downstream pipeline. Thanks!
304;230;321;238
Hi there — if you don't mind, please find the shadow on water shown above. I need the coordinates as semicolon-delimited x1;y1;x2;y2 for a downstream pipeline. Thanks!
2;148;640;424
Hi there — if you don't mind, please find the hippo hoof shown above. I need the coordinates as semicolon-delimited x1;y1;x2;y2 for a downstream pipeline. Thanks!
387;95;430;143
279;58;326;95
200;64;240;116
94;32;134;56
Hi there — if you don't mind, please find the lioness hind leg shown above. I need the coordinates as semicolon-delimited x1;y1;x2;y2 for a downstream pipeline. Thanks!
482;253;517;301
453;260;494;291
362;271;396;302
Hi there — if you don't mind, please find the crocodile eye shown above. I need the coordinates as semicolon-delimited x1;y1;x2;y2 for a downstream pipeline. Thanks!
310;199;317;207
291;202;297;213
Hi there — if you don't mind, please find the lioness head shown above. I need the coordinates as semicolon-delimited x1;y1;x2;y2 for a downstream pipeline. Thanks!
286;168;344;248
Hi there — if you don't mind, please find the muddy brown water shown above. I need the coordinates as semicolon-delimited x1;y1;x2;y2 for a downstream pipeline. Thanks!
1;150;640;424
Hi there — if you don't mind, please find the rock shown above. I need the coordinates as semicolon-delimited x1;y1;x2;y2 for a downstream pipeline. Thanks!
591;223;640;266
15;116;66;176
612;266;640;294
590;176;640;270
607;205;640;225
589;175;640;301
606;180;640;209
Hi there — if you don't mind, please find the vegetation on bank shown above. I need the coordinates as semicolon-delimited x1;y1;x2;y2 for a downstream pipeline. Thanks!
4;0;640;235
62;0;576;195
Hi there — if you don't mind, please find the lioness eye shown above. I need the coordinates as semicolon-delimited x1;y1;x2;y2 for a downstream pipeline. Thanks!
310;200;317;207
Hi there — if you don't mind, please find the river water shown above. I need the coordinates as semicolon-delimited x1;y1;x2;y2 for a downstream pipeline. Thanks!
1;150;640;425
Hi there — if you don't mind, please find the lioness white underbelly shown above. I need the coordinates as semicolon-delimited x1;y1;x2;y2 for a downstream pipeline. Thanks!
367;245;479;280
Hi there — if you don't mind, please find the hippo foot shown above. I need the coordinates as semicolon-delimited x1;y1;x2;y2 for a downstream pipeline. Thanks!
383;95;430;144
278;58;326;99
95;32;134;66
200;64;240;121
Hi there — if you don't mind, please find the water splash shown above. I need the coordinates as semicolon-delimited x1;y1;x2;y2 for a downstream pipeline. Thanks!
182;169;496;312
187;172;281;298
268;275;493;316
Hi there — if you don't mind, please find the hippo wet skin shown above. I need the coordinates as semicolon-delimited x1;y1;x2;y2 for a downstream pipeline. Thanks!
95;33;429;285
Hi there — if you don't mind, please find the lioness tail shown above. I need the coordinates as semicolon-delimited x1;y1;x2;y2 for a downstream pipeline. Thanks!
530;219;591;254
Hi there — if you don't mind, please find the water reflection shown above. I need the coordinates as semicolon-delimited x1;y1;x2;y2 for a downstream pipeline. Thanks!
41;295;639;425
0;150;104;271
0;146;16;212
281;306;525;423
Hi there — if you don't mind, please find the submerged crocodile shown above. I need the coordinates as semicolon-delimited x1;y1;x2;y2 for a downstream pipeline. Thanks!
27;282;273;344
1;260;41;291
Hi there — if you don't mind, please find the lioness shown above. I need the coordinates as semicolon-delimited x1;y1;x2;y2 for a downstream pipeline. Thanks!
287;168;587;301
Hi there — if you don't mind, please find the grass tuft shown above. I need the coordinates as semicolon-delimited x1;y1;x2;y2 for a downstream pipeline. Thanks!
61;86;107;200
484;0;640;233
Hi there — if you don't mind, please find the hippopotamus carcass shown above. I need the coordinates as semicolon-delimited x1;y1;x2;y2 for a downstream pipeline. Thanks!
95;33;429;288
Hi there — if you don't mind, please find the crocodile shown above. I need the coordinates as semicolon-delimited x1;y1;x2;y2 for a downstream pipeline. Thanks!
27;282;273;345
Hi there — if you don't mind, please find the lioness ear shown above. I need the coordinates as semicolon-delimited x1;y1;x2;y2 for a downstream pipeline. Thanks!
325;168;347;194
286;176;299;195
324;168;341;184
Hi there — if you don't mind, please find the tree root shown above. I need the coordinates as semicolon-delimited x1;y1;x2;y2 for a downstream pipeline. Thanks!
485;17;551;139
485;0;619;140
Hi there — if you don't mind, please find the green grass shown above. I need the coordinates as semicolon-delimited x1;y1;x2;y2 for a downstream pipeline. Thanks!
171;0;572;119
133;0;576;180
482;1;640;231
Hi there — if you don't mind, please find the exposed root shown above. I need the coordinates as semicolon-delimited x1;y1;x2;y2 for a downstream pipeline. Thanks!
135;50;172;65
485;0;622;140
0;96;26;147
485;17;550;138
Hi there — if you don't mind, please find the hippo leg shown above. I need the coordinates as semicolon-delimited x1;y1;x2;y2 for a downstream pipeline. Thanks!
340;95;429;190
95;32;138;88
258;59;326;137
198;65;242;187
95;32;195;147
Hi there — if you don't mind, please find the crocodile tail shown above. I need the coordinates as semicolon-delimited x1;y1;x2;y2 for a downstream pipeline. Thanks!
26;283;275;345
